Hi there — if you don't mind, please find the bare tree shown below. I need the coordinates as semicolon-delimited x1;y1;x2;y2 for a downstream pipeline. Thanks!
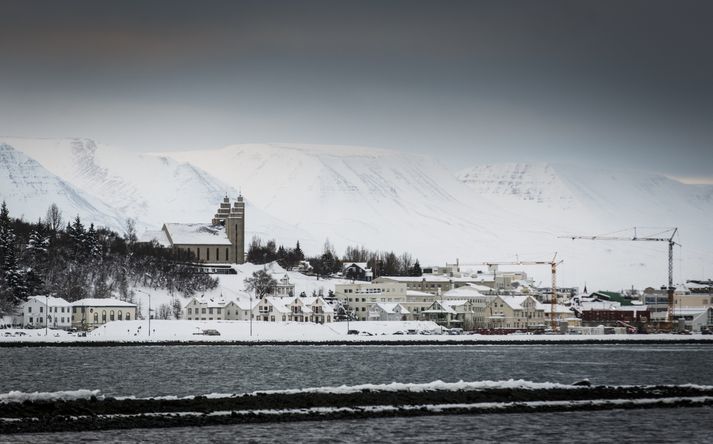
45;203;63;232
171;298;182;319
244;269;277;299
157;303;172;320
124;218;137;246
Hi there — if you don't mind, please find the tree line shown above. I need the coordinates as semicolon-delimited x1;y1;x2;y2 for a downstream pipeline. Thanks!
0;202;217;315
247;237;422;278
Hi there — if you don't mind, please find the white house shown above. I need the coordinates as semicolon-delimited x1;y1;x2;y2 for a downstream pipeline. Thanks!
256;296;335;323
367;302;410;321
273;274;296;296
21;296;72;329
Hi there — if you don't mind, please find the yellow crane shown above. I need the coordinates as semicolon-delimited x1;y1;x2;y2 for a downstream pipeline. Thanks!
559;227;679;324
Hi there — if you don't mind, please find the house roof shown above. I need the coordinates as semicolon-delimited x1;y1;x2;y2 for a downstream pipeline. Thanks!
25;295;71;306
497;296;532;310
72;298;137;308
442;286;485;298
139;229;171;247
163;223;232;246
371;302;409;314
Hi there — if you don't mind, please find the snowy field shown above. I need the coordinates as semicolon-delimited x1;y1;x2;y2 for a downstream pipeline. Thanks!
1;320;711;344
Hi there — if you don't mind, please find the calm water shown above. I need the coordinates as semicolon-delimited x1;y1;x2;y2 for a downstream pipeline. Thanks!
7;408;713;443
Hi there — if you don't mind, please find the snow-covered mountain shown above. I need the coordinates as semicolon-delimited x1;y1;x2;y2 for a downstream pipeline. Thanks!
0;143;126;229
457;162;713;288
1;137;710;289
161;143;533;256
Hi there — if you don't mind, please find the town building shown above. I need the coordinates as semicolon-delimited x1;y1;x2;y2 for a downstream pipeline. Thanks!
335;281;408;320
342;262;373;281
142;195;246;264
71;298;137;330
21;296;72;329
484;295;547;331
273;274;296;296
421;300;476;329
367;303;410;321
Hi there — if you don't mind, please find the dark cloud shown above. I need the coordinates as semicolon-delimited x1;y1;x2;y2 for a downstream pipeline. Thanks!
0;0;711;177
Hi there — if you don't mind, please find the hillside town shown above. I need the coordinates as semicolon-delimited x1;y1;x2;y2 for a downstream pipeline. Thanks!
1;196;711;338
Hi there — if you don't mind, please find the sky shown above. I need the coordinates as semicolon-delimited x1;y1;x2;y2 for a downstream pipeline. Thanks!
1;0;712;181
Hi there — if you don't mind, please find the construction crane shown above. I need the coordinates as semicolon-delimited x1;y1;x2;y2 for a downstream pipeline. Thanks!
559;227;679;324
455;254;564;331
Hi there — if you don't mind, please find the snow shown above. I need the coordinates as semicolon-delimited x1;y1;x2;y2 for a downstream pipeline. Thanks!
72;298;137;308
162;223;232;245
0;389;101;404
1;137;712;289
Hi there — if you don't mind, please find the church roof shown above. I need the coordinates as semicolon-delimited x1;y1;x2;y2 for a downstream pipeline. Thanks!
163;223;232;246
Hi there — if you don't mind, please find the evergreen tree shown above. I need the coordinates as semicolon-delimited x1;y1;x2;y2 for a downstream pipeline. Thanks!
410;260;423;277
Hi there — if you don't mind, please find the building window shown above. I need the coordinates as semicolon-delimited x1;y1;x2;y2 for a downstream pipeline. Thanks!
216;248;219;261
118;311;123;320
207;248;210;261
28;306;32;313
197;247;201;259
209;308;214;314
226;248;229;261
202;308;207;314
110;310;115;321
126;313;131;320
102;311;107;323
94;313;99;323
40;306;43;313
217;308;222;314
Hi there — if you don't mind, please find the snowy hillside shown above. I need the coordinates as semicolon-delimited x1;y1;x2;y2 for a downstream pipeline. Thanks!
162;143;530;258
0;143;126;228
1;137;232;230
0;137;314;243
457;163;713;288
1;137;710;289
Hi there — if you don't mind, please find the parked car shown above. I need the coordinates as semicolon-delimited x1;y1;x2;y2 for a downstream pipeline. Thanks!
202;329;221;336
347;330;360;335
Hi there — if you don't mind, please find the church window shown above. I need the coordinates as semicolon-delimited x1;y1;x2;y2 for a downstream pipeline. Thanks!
207;249;210;261
216;248;219;261
197;247;201;259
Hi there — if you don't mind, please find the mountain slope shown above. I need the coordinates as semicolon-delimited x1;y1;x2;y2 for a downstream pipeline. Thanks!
0;143;126;229
161;143;534;257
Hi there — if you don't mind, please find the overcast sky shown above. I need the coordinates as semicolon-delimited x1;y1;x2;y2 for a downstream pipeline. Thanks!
1;0;711;181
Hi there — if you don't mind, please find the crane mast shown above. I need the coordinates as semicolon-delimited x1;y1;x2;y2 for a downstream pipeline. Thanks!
560;227;678;325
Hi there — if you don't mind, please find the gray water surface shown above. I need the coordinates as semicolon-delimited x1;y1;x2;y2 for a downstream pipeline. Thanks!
1;344;712;397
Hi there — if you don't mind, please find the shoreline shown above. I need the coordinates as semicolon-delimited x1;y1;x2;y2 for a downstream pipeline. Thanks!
2;337;713;347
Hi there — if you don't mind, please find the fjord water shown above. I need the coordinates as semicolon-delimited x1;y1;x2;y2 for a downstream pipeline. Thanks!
2;344;712;397
11;409;713;444
3;344;713;443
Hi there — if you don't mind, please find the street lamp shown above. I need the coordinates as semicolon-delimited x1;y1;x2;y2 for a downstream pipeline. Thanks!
45;295;49;336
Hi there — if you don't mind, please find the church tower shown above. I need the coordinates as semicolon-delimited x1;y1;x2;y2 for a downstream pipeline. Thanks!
226;194;245;264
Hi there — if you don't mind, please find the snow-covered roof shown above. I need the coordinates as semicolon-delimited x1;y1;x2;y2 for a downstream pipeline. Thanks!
538;303;574;314
497;295;533;310
72;298;137;308
370;302;409;314
406;290;433;297
139;229;171;247
163;223;232;246
442;286;485;299
189;295;232;308
25;296;71;306
343;262;371;271
262;296;335;314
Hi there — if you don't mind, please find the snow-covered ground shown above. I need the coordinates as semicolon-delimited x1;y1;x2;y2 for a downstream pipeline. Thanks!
1;320;710;344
